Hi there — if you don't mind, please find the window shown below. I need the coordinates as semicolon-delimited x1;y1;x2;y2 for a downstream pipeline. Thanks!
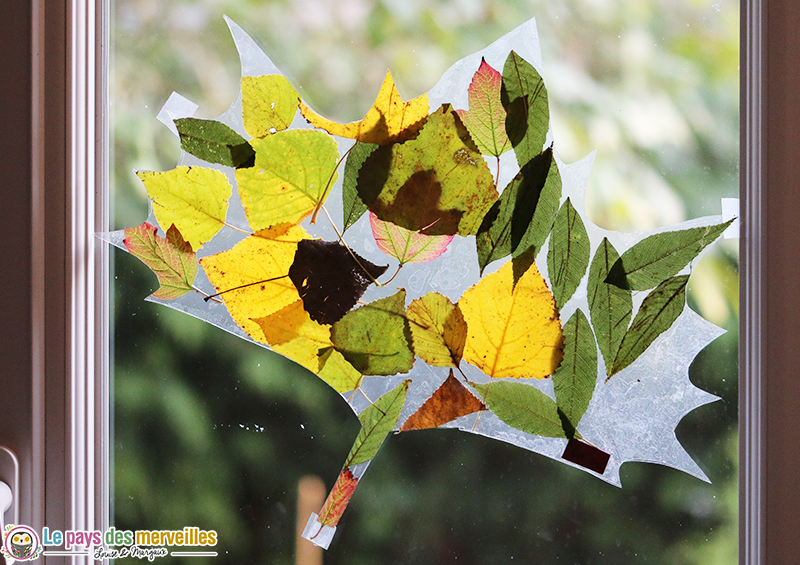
0;0;796;563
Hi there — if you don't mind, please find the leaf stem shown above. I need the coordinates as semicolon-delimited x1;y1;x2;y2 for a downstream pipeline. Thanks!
192;285;222;304
203;274;290;302
383;264;403;285
223;221;253;236
311;144;354;224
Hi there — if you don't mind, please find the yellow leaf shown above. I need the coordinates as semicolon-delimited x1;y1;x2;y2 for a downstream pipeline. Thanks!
252;300;332;372
241;75;300;137
136;166;232;251
318;348;363;393
299;70;429;145
459;260;563;379
199;225;308;342
406;292;466;367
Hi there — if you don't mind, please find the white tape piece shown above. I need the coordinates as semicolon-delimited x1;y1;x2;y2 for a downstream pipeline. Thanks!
721;197;740;239
301;513;336;549
156;92;199;137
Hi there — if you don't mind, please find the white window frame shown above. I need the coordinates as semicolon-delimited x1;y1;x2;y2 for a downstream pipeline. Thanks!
0;0;793;563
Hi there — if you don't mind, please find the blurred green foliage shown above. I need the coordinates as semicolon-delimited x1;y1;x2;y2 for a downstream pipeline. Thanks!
112;0;738;562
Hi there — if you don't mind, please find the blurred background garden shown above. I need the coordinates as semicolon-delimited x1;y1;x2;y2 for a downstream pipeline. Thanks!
110;0;739;563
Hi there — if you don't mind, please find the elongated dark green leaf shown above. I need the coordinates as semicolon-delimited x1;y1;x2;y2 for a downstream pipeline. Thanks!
606;220;733;291
552;309;597;437
588;238;633;374
175;117;255;168
548;198;590;309
346;380;410;466
475;148;554;274
331;290;414;376
471;381;565;438
610;275;689;377
501;51;549;168
342;141;379;232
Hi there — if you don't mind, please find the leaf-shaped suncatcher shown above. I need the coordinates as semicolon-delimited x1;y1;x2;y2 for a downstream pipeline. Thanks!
103;17;734;550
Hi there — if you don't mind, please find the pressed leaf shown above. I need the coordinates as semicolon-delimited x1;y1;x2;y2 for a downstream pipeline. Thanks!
342;142;377;231
369;212;453;264
174;117;255;168
610;275;689;377
400;371;485;431
606;220;734;291
199;225;308;342
357;104;498;237
252;300;332;373
547;198;591;309
318;348;363;393
459;259;563;380
241;74;300;137
587;238;633;374
406;292;467;367
552;309;597;437
300;70;428;145
475;147;557;273
236;129;339;231
472;380;565;438
288;239;388;325
318;469;358;527
455;58;511;157
123;222;198;300
136;166;232;251
346;380;410;466
501;51;549;167
331;290;414;376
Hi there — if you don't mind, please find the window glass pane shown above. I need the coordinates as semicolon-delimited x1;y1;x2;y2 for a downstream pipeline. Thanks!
111;1;738;562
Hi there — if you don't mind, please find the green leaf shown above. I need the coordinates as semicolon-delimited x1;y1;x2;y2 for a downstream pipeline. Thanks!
123;222;198;299
552;309;597;437
606;220;733;291
346;380;410;466
174;118;255;168
472;381;565;438
455;58;511;157
501;51;549;168
610;275;689;377
136;166;232;251
357;104;498;236
317;348;363;393
587;238;633;374
235;129;339;231
547;198;590;309
342;141;378;232
241;74;300;137
406;292;467;367
475;147;555;274
331;290;414;376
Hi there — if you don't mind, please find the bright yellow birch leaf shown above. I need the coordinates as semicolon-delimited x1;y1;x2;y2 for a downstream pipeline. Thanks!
136;166;232;251
299;70;429;145
235;129;339;231
459;260;563;379
241;75;300;137
253;300;332;372
199;225;308;342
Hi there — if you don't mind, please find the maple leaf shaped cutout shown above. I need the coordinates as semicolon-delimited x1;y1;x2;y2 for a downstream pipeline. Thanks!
300;70;429;145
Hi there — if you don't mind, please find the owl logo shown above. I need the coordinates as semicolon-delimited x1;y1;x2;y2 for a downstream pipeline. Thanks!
1;525;42;561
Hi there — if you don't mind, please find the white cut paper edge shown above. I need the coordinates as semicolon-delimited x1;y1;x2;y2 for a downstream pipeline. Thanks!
301;513;335;549
156;92;199;137
721;197;740;239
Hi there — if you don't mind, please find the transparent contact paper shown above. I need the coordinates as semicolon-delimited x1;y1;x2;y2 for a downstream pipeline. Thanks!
101;17;733;550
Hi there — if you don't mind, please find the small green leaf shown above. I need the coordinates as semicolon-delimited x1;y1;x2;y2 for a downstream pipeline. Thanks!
346;380;410;466
123;222;198;300
552;309;597;437
606;220;733;291
342;141;378;231
175;118;255;168
331;290;414;376
547;198;590;309
455;58;511;157
610;275;689;377
472;381;565;438
501;51;549;168
588;238;633;374
475;148;554;274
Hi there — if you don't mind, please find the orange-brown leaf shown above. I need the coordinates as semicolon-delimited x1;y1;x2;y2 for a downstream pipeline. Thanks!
400;371;486;431
317;468;359;527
